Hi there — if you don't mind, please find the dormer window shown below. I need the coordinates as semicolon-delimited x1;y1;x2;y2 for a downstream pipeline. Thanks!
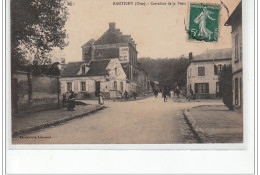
82;66;85;74
96;51;103;57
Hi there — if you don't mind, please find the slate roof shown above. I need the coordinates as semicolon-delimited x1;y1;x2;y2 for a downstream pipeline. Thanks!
81;39;95;48
86;59;110;76
94;23;136;48
193;48;232;61
61;61;85;77
225;1;242;26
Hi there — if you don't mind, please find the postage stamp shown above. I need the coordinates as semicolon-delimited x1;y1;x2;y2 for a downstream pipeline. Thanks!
188;3;221;42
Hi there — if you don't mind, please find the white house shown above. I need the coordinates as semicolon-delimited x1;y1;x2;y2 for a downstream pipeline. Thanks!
60;58;127;99
225;1;242;111
187;49;232;99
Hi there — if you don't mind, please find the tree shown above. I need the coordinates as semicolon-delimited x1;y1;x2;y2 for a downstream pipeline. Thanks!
11;0;72;73
138;57;189;89
219;64;233;110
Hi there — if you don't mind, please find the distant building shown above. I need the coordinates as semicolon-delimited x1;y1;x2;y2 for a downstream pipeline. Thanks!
80;22;149;96
60;58;127;99
187;49;232;98
225;1;242;110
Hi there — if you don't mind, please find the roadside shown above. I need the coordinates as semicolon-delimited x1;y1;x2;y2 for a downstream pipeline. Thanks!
183;105;243;143
12;104;105;137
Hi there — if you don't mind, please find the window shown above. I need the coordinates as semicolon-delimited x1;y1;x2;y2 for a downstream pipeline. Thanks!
81;82;86;92
214;65;223;75
240;41;242;61
115;68;118;75
235;34;239;61
114;81;117;90
82;67;85;74
67;82;72;92
96;51;103;57
188;68;191;78
195;83;209;94
120;82;123;92
198;67;205;76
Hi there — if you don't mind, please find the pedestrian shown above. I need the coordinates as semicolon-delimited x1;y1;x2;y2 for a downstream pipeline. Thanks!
154;89;158;98
124;90;129;101
189;89;194;102
176;86;180;98
98;92;104;105
163;91;167;102
67;91;75;111
133;91;137;100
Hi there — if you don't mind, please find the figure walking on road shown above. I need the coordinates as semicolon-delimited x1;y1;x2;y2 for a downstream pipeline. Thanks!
99;92;104;105
176;86;180;98
124;90;129;101
163;91;167;102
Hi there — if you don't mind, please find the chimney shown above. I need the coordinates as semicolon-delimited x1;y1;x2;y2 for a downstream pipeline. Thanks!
189;52;192;62
109;22;116;30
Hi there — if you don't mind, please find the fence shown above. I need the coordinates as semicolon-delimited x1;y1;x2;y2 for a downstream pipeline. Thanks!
12;71;60;114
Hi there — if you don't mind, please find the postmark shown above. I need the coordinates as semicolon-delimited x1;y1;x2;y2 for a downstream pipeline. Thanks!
188;3;221;42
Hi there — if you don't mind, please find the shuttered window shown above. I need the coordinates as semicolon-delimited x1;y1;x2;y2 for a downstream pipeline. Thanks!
81;82;86;92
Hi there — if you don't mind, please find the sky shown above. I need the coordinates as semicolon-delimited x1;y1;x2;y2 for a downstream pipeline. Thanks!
59;0;241;63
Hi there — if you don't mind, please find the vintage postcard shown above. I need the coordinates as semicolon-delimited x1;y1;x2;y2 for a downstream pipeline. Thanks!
10;0;243;145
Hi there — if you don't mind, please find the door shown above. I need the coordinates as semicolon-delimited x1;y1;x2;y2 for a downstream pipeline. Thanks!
216;82;222;97
235;78;238;105
95;81;100;97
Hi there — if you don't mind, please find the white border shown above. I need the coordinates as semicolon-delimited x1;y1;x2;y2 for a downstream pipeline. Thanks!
4;0;256;174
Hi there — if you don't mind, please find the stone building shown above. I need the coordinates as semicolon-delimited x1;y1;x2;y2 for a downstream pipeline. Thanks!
60;58;127;99
225;1;242;110
187;49;232;98
81;22;149;95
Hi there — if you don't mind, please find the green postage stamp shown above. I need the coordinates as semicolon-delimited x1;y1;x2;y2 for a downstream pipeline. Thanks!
188;3;221;42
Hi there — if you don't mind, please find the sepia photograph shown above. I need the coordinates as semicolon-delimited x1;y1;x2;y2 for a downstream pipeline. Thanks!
10;0;243;145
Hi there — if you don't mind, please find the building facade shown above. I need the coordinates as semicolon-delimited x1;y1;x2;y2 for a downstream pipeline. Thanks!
81;22;149;96
60;58;127;99
187;49;232;98
225;1;242;110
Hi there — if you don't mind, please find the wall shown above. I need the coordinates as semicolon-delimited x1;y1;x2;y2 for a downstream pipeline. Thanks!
60;59;128;99
231;23;242;74
60;77;96;98
12;71;60;114
231;22;242;109
94;48;119;60
187;59;231;98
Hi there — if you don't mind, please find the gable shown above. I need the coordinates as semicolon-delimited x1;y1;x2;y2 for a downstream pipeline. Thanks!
86;60;111;76
61;62;85;77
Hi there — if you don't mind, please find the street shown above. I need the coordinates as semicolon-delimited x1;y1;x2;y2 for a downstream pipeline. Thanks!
12;95;222;144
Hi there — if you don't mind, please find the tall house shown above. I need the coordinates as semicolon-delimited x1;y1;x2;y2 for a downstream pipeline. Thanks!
225;1;242;110
81;22;138;81
187;49;232;99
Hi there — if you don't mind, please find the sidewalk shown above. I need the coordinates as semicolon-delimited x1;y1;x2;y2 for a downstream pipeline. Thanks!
172;95;223;103
184;105;243;143
12;104;105;137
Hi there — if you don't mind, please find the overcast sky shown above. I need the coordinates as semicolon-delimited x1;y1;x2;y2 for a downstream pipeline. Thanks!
60;0;241;63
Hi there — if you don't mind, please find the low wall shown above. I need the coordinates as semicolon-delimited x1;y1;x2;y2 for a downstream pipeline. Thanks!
12;71;60;114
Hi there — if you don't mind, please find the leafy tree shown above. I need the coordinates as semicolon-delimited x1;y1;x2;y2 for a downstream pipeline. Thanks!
219;64;233;110
138;57;189;89
11;0;72;73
